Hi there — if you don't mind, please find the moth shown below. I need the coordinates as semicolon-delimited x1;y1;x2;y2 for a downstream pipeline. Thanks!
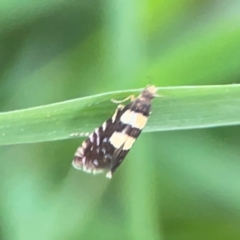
72;85;157;178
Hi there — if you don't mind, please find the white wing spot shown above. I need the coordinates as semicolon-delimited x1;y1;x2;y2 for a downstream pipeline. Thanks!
102;148;106;154
82;141;87;149
93;159;99;166
103;138;108;143
96;136;100;146
102;122;107;131
106;171;112;179
89;133;94;142
82;157;86;165
76;147;84;157
105;154;112;160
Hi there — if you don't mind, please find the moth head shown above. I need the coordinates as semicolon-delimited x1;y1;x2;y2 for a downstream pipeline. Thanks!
141;85;158;100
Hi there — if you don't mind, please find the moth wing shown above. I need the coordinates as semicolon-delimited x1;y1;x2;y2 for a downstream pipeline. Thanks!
72;106;125;174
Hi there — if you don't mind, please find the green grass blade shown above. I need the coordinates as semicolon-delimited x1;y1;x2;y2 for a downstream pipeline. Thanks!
0;84;240;146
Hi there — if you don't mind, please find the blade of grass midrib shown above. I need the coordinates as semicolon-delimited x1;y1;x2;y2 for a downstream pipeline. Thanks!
0;84;240;146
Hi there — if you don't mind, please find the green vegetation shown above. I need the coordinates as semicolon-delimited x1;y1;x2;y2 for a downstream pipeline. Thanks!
1;84;240;146
1;1;240;240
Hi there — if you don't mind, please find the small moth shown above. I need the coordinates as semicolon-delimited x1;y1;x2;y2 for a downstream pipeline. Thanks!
72;85;157;178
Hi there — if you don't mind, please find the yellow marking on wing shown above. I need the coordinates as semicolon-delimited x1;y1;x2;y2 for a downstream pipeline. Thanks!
123;136;135;150
134;113;148;129
120;109;134;124
109;132;127;148
120;110;148;129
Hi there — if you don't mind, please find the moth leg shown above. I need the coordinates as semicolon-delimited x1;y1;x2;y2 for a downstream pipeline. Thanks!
117;104;125;110
111;104;125;123
70;132;90;137
111;94;135;104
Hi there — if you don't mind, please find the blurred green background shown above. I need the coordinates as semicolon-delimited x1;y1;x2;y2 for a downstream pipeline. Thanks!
1;0;240;239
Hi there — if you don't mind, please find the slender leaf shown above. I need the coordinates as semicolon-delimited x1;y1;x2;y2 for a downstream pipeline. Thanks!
0;84;240;145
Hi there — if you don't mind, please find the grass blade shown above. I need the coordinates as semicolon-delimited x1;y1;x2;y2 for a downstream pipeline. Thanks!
0;84;240;145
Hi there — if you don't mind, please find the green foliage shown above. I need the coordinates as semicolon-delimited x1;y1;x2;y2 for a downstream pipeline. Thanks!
1;84;240;146
1;1;240;240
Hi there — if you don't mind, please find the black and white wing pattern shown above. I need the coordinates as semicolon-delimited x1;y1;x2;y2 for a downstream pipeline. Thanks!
72;85;157;178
